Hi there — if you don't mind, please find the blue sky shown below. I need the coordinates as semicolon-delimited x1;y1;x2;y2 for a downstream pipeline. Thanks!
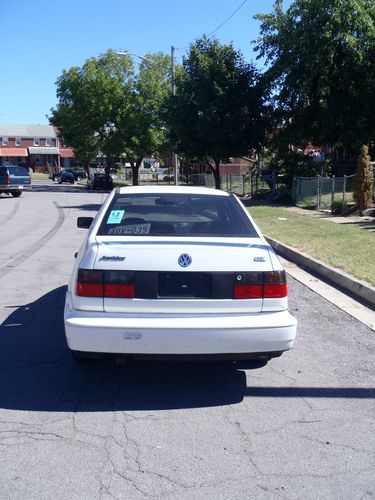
1;0;291;125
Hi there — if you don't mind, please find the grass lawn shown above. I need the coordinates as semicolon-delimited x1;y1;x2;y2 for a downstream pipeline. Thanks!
248;206;375;287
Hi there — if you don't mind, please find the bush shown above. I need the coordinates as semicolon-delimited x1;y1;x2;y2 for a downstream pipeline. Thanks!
353;145;373;211
331;200;348;215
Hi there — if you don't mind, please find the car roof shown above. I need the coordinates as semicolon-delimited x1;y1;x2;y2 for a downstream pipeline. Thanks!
117;186;230;196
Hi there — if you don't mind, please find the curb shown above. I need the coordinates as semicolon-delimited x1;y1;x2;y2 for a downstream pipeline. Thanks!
265;236;375;309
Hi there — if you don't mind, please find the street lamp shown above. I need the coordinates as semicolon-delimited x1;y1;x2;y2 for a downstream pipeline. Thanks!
116;48;179;186
116;50;154;65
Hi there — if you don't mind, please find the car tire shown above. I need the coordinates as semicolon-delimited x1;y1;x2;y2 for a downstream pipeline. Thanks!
11;191;22;197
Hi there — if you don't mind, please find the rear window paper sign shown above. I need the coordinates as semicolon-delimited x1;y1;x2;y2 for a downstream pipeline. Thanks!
107;210;125;224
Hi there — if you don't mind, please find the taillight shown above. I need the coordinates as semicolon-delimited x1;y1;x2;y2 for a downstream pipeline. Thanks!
104;271;135;298
76;269;103;297
76;269;135;298
5;174;10;185
234;285;262;299
233;271;287;299
263;271;288;298
234;273;263;299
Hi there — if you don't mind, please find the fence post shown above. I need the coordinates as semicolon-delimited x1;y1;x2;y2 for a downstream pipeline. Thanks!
343;175;347;205
292;176;296;204
317;175;321;210
331;175;335;212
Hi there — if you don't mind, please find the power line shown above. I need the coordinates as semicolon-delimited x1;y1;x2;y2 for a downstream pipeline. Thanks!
207;0;249;37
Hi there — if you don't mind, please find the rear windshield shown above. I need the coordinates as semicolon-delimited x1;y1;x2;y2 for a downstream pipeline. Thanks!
7;166;29;176
97;193;257;237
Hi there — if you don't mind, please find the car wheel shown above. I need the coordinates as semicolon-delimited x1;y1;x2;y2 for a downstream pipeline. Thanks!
11;191;22;197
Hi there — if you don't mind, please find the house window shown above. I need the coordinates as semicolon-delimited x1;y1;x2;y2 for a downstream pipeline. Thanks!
15;137;22;146
45;137;52;146
34;137;40;146
2;137;8;146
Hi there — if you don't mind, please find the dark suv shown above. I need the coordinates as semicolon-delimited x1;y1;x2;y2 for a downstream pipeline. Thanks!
0;165;31;197
87;173;113;190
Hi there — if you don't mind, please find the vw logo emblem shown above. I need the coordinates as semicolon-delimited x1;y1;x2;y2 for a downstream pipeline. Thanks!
178;253;192;268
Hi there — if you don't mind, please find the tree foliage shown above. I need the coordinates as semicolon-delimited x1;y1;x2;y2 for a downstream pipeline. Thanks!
165;37;268;189
353;144;373;211
120;53;172;184
254;0;375;161
49;50;171;184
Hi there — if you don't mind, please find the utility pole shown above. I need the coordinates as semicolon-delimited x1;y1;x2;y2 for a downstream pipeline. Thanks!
171;45;178;186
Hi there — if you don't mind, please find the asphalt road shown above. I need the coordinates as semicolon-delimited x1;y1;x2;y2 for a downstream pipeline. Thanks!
0;182;374;500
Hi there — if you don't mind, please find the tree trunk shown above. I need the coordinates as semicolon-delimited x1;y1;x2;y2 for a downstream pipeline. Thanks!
205;158;221;190
213;158;221;190
130;163;139;186
130;159;143;186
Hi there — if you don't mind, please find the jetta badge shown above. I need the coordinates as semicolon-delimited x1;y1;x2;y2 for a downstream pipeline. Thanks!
178;253;192;268
99;256;125;262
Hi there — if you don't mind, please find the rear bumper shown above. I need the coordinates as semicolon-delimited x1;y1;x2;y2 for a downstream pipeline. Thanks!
64;295;297;357
0;184;25;191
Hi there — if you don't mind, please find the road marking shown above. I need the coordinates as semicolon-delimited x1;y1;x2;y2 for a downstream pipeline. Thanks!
0;202;65;278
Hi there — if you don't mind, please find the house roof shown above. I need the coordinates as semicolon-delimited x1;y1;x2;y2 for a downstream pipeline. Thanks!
0;148;28;157
59;148;75;158
0;124;57;138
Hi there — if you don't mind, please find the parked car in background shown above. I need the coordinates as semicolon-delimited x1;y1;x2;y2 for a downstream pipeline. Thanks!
87;173;113;190
51;169;85;181
58;171;75;184
65;169;85;181
0;165;31;197
163;173;188;183
65;186;297;364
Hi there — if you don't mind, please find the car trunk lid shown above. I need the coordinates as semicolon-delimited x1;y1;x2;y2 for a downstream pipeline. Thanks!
93;237;273;314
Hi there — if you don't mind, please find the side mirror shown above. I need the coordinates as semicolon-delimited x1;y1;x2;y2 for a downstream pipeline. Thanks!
77;216;94;229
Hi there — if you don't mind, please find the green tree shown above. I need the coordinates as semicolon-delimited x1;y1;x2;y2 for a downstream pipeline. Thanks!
117;53;172;185
50;50;134;173
50;50;171;185
353;145;373;211
165;37;268;189
254;0;375;174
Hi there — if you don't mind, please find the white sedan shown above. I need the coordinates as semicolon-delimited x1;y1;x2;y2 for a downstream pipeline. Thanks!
64;186;297;365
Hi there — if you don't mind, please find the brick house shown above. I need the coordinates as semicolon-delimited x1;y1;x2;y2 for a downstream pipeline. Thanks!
0;124;75;172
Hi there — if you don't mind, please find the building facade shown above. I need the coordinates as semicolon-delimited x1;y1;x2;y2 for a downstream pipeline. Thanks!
0;124;75;171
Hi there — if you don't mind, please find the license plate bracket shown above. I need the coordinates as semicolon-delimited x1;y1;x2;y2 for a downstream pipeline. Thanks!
158;272;212;298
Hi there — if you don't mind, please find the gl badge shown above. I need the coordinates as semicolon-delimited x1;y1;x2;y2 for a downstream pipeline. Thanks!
178;254;192;268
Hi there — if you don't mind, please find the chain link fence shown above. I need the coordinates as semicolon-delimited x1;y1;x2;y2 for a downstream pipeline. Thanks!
292;175;356;210
118;172;255;196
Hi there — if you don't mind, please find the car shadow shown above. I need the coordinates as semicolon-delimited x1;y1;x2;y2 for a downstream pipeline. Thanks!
59;203;103;212
2;288;372;413
0;286;248;412
29;183;89;193
30;185;113;194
